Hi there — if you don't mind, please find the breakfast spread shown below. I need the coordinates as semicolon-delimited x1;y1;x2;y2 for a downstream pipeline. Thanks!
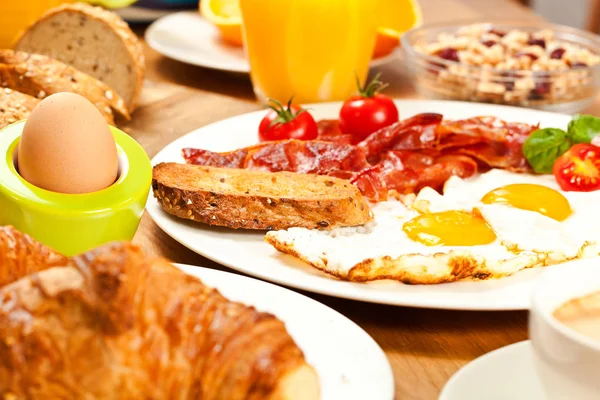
152;163;373;230
18;92;119;194
554;290;600;341
0;226;319;399
14;2;145;112
406;23;600;108
153;82;600;284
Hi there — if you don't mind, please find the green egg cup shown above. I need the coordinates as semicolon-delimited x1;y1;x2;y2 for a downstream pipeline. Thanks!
0;121;151;256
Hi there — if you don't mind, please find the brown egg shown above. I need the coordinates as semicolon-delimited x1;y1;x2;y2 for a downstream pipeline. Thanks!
18;92;118;194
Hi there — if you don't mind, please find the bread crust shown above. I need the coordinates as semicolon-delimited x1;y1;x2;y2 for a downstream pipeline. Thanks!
16;2;145;112
152;163;373;230
0;88;39;129
0;50;130;124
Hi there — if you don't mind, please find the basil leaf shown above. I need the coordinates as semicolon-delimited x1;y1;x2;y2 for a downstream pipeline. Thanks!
522;128;572;173
568;114;600;144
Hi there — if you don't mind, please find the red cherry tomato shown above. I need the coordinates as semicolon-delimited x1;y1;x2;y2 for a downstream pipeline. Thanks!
339;74;399;143
553;143;600;192
258;99;318;142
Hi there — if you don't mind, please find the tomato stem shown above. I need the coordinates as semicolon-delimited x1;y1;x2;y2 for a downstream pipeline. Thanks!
356;73;389;98
267;97;306;128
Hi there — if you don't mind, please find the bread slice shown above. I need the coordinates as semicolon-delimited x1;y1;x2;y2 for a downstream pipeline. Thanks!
0;50;129;125
15;2;144;112
152;162;373;230
0;88;39;129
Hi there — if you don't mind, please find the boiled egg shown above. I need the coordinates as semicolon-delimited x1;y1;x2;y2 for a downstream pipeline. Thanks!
18;92;118;194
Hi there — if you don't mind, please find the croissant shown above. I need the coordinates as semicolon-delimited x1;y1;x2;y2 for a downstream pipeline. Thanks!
0;228;319;399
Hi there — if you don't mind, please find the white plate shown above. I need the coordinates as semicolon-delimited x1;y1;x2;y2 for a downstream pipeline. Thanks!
176;263;394;400
147;99;572;310
439;341;545;400
145;11;399;73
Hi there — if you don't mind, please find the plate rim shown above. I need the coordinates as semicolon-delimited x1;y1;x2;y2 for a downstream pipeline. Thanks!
144;11;400;74
147;99;574;310
174;262;395;399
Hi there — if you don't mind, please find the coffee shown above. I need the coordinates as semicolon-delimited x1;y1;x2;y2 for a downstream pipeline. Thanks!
554;290;600;341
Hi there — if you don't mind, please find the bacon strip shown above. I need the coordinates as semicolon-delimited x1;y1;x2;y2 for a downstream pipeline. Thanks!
183;114;537;201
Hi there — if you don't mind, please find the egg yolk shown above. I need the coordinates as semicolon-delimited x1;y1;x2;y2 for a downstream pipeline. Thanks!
481;184;572;221
403;210;497;246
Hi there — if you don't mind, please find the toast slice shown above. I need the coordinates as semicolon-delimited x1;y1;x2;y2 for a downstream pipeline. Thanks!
0;88;39;129
15;2;144;112
0;50;129;125
152;162;373;230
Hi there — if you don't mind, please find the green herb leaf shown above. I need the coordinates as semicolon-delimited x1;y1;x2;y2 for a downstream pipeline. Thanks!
567;114;600;144
522;128;572;173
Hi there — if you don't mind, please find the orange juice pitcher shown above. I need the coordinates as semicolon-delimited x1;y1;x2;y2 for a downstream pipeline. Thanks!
0;1;74;48
239;0;380;104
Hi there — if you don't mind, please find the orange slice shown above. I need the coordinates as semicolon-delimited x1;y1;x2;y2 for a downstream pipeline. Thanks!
200;0;243;47
374;0;422;58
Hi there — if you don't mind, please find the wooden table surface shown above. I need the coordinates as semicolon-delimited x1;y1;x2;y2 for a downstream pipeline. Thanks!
123;1;592;399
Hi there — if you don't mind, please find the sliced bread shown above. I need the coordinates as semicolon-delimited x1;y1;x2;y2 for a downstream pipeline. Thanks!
152;162;373;230
15;2;144;113
0;50;129;125
0;89;39;129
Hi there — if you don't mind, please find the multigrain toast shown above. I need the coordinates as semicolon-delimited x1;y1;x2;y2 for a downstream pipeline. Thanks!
0;50;129;125
15;2;145;112
152;162;373;230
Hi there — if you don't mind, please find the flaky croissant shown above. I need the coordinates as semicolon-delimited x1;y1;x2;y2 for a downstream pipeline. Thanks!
0;228;319;399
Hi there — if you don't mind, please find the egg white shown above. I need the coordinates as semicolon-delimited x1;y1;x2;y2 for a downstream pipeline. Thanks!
266;169;600;283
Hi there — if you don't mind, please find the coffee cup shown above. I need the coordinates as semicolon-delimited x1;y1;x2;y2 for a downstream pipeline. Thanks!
530;259;600;400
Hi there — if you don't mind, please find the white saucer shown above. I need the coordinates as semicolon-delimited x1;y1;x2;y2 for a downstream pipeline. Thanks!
145;11;399;73
439;341;546;400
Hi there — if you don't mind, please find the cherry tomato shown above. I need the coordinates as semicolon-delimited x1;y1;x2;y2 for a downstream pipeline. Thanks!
258;99;318;142
339;73;399;143
553;143;600;192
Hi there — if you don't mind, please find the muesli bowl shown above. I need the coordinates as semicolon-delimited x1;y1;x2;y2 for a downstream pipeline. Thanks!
401;20;600;113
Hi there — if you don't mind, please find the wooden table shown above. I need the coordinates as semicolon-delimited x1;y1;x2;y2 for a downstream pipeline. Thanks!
123;1;591;399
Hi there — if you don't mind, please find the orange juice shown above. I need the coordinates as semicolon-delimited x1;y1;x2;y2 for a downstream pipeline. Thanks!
0;1;73;48
239;0;380;104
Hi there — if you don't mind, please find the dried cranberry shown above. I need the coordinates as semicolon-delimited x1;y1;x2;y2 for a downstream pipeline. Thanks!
529;75;551;100
516;52;539;61
550;48;566;59
527;38;546;49
434;48;459;62
488;29;506;37
570;62;588;68
500;72;519;92
481;40;497;48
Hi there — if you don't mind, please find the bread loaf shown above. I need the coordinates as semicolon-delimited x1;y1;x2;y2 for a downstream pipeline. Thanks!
15;2;144;112
0;50;129;125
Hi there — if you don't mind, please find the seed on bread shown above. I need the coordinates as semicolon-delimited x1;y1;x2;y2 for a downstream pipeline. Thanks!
152;163;373;230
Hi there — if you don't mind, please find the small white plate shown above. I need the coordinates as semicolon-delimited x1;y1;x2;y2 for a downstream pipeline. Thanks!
176;264;394;400
145;11;399;73
439;341;546;400
147;99;574;310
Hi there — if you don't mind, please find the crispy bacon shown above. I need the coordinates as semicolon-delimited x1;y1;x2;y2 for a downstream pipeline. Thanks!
182;114;537;201
358;113;443;162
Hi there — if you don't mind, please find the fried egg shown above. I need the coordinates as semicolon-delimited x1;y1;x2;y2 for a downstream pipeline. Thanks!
265;169;600;284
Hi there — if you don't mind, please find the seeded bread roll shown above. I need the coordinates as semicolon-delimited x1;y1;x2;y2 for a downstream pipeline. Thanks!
15;2;144;112
0;89;39;129
0;50;129;125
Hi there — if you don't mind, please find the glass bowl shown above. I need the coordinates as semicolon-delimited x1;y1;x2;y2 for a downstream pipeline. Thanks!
401;20;600;114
